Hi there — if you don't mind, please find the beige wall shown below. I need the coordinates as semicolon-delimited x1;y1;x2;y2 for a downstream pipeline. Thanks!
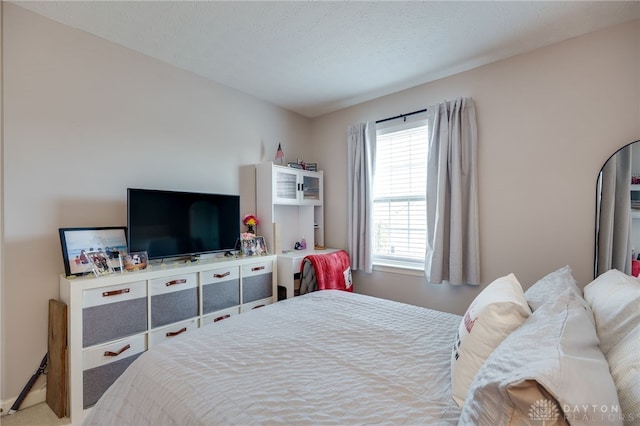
1;4;310;401
312;19;640;314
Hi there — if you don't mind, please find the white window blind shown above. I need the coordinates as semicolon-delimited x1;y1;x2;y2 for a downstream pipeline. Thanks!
373;120;428;267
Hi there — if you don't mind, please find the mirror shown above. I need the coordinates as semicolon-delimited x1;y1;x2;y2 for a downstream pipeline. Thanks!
595;140;640;278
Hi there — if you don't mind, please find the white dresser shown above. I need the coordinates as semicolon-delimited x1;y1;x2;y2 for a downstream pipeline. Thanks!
59;254;276;424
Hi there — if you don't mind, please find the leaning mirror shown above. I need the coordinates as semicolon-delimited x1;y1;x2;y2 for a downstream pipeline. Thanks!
595;140;640;278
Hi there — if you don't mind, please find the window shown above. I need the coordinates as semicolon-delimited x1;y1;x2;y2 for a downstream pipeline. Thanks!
373;118;428;269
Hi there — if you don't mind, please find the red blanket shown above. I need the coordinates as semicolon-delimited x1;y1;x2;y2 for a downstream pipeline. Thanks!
300;250;352;292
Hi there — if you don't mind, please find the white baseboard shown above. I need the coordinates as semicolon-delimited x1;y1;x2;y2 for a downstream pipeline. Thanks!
0;386;47;415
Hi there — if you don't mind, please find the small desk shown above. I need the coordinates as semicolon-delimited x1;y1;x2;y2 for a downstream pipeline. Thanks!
276;248;339;299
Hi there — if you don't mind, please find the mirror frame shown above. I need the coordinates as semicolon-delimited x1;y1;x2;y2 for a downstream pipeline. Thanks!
594;140;640;278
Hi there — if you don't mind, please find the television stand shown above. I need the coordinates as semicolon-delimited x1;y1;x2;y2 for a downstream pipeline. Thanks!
59;254;277;424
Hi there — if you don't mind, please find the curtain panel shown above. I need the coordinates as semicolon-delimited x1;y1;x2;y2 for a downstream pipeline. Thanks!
347;122;376;273
424;97;480;285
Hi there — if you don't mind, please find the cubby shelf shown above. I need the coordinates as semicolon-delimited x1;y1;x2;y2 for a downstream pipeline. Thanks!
256;162;324;255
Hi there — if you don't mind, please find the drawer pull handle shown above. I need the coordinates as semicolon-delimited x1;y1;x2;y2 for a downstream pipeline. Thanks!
213;272;231;278
166;279;187;286
166;327;187;337
104;344;131;357
252;304;265;310
214;314;231;322
102;288;130;297
251;266;265;272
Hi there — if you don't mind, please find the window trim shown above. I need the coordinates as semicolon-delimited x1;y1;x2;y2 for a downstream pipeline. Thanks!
372;263;424;276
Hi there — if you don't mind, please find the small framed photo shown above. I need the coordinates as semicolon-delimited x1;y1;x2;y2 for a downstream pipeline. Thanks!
86;251;113;277
240;235;267;256
59;227;127;277
123;251;148;272
241;235;256;256
254;236;267;255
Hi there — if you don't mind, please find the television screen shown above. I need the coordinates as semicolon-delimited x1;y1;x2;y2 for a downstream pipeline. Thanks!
127;188;240;260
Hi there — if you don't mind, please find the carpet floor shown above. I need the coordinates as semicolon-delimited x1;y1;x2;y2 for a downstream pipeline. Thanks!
0;403;69;426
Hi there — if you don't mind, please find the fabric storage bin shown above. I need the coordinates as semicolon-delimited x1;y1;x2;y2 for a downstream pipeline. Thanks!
150;273;198;328
201;267;240;314
242;261;273;303
82;334;145;409
82;281;147;347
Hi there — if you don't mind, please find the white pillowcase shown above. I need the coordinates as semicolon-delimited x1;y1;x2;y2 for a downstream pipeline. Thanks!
451;273;531;407
606;324;640;425
524;265;581;311
584;269;640;355
459;289;622;425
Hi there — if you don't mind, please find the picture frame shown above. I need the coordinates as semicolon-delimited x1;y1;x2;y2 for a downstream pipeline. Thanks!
59;227;127;277
240;235;267;256
86;251;113;277
254;236;267;255
123;251;148;272
240;235;256;256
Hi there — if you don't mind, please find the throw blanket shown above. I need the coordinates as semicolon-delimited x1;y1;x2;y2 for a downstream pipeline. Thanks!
299;249;352;294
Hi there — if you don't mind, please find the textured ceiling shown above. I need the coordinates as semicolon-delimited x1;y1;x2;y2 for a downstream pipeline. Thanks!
12;1;640;118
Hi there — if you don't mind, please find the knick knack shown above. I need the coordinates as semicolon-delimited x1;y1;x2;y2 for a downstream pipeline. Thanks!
242;214;259;235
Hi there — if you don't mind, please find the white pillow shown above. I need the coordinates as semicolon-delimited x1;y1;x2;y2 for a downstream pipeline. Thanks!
451;273;531;407
459;289;622;425
524;265;581;311
584;269;640;355
606;324;640;424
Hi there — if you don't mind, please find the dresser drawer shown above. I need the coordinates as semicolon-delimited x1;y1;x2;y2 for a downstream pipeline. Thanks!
149;273;197;296
150;273;198;328
200;266;240;285
82;334;146;409
82;282;147;347
148;318;198;348
201;306;240;327
241;298;273;313
242;261;273;303
201;267;240;314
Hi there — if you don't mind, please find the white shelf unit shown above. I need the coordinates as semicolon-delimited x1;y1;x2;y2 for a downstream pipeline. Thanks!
256;162;324;255
631;185;640;255
59;254;276;424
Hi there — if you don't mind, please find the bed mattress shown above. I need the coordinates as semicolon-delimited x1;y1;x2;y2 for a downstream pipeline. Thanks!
83;290;462;425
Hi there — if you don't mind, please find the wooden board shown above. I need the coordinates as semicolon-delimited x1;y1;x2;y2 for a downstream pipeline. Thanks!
47;299;67;418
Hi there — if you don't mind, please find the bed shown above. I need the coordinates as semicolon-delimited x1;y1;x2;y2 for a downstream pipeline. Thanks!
84;290;462;425
83;267;639;426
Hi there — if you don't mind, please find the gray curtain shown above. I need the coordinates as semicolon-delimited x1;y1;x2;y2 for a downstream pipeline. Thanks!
424;97;480;285
347;122;376;272
596;146;632;276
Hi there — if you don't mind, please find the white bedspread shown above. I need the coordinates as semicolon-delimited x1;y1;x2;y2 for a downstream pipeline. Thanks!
84;290;462;425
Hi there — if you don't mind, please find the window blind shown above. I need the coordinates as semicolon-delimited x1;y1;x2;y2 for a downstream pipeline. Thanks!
373;121;428;265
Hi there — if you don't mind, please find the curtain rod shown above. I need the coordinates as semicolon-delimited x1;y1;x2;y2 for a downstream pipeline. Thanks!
376;108;427;124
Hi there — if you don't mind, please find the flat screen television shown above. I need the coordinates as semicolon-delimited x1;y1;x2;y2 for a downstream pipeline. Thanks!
127;188;240;260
